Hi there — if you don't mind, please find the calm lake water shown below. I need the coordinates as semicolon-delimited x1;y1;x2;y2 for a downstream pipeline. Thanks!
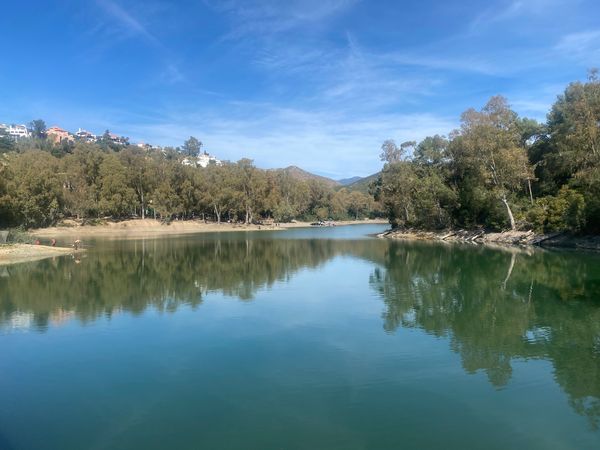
1;224;600;449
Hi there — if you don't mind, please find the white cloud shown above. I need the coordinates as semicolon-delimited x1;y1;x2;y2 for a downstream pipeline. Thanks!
469;0;579;31
555;30;600;63
210;0;359;37
96;0;162;47
121;103;456;178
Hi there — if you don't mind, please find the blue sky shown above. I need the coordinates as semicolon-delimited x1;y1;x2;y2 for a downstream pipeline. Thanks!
1;0;599;178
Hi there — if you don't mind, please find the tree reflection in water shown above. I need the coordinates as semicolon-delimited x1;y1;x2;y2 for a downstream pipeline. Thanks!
368;241;600;429
1;236;599;428
0;237;340;329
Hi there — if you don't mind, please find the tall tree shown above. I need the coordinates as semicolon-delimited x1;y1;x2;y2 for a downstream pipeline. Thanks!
182;136;202;157
451;96;532;230
29;119;47;140
120;147;156;219
201;164;234;223
98;154;136;217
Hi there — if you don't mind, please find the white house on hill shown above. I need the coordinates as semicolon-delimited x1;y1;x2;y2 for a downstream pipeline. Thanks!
182;152;222;168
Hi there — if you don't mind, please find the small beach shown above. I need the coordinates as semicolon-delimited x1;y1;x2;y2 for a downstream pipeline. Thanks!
0;244;79;266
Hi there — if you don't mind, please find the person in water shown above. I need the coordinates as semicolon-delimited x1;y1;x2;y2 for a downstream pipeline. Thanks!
73;239;81;250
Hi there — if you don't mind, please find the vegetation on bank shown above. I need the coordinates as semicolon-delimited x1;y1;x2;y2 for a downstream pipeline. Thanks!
1;73;599;234
373;72;600;235
0;133;379;229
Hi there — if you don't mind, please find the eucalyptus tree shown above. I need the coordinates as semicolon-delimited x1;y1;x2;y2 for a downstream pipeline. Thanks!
5;151;64;227
202;163;234;223
235;159;265;224
98;153;137;217
450;96;532;230
119;147;156;219
542;71;600;231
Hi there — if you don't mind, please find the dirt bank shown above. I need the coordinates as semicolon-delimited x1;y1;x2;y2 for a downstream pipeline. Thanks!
31;218;388;240
0;244;80;266
378;228;600;251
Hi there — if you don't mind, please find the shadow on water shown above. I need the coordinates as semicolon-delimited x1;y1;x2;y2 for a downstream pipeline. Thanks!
1;233;600;428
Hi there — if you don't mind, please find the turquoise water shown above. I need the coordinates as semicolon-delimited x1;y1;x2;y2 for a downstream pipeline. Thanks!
1;224;600;449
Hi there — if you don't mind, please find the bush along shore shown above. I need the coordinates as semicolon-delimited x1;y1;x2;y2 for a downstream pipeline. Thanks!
378;228;600;251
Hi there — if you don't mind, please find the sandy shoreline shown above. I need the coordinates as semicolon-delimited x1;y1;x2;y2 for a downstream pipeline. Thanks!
0;244;79;266
31;218;389;240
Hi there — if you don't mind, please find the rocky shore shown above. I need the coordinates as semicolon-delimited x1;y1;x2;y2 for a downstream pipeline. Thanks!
378;228;600;251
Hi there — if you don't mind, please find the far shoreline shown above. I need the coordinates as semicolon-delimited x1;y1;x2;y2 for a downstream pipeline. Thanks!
30;218;389;240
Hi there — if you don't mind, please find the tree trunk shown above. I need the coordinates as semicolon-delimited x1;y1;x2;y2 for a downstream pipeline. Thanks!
214;205;221;224
501;196;516;231
527;179;533;205
141;190;145;219
501;252;516;290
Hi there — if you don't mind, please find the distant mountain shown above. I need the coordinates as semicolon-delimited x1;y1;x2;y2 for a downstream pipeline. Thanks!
337;176;362;186
267;166;380;191
343;172;380;193
269;166;340;187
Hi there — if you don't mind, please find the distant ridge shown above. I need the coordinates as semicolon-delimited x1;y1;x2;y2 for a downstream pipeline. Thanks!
269;165;340;187
337;176;362;186
266;166;380;192
343;172;380;193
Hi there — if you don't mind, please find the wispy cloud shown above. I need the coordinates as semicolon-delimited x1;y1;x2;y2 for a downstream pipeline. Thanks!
210;0;359;38
250;33;442;111
158;63;186;84
96;0;162;47
93;0;187;86
555;30;600;63
469;0;578;31
120;102;456;178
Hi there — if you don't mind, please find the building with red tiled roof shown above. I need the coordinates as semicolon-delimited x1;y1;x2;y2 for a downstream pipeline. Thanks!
47;126;73;144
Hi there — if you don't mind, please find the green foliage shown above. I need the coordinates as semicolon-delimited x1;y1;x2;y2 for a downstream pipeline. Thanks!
182;136;202;157
377;76;600;234
0;137;383;228
5;73;600;236
98;154;137;217
0;127;14;153
3;152;64;228
29;119;46;140
528;187;586;233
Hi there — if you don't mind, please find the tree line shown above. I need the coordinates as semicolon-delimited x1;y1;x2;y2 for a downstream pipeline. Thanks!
373;71;600;234
0;130;378;228
2;72;598;232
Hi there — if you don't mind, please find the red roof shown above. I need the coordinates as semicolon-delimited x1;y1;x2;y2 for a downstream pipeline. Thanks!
48;126;67;133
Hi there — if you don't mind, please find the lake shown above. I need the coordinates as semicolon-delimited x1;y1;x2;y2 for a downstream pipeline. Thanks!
1;224;600;449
